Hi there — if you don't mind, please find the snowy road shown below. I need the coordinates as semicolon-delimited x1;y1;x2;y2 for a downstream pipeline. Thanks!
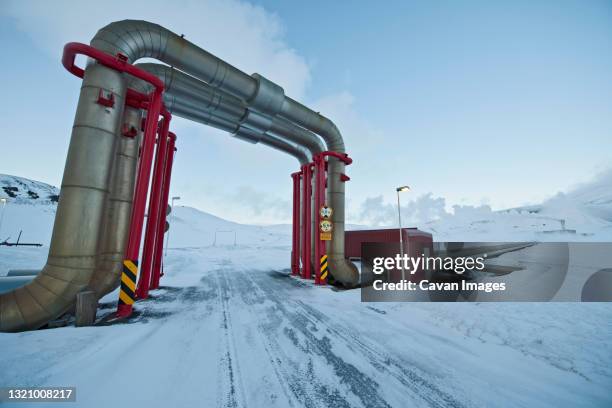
1;246;611;407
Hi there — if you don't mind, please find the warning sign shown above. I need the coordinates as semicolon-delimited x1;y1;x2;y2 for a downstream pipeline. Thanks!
320;205;333;219
320;232;332;241
319;219;333;233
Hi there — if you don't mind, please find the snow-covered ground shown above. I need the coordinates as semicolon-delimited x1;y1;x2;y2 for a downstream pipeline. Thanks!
0;173;611;407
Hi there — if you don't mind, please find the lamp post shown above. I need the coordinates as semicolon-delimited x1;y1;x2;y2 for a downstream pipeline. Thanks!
164;196;180;257
0;198;7;238
396;186;410;281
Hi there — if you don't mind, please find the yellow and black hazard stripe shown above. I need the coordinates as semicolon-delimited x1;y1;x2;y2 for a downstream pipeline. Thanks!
118;259;138;306
320;254;329;281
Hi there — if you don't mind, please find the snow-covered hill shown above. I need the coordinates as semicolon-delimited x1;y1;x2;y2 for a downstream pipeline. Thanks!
0;174;59;205
170;205;290;248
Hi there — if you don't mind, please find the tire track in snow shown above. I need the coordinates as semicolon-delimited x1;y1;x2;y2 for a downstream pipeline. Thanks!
215;270;249;408
221;266;301;408
228;267;322;408
233;268;390;408
245;270;471;408
291;300;469;408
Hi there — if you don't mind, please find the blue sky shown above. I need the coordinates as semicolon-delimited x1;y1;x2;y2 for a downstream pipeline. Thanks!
1;0;611;224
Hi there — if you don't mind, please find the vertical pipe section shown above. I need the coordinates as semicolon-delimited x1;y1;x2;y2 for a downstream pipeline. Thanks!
278;99;359;287
0;62;126;331
151;132;177;290
89;105;142;297
136;112;170;299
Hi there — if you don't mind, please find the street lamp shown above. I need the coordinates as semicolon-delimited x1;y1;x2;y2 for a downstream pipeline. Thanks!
0;198;7;238
164;196;181;258
396;186;410;281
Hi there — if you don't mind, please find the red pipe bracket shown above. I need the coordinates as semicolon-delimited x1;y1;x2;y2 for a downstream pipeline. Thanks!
96;89;115;108
318;151;353;166
62;42;164;91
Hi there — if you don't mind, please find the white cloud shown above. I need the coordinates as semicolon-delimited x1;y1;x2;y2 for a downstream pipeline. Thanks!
2;0;310;98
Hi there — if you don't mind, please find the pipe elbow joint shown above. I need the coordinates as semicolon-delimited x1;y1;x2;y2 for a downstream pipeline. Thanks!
91;20;170;62
329;257;360;288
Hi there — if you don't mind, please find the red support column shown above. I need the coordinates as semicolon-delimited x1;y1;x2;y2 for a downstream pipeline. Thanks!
136;110;171;299
116;91;163;317
150;132;177;290
301;164;312;279
291;171;301;275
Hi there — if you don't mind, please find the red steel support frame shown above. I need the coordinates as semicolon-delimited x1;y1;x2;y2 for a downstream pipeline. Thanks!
290;171;301;275
119;95;163;316
150;132;177;290
136;109;171;299
62;42;166;318
300;164;312;279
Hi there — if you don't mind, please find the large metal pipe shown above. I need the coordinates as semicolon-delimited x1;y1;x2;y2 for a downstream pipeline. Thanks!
0;61;126;331
164;93;310;165
134;64;324;157
92;22;355;284
135;64;244;123
88;105;142;298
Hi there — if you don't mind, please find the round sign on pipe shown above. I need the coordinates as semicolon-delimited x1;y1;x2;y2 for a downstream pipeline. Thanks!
320;219;333;232
320;205;333;219
320;219;333;241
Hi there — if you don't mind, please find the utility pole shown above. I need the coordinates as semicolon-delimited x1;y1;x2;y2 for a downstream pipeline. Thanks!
396;186;410;281
0;198;7;238
164;196;180;257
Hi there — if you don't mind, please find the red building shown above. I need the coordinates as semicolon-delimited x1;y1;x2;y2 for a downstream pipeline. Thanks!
345;228;433;260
